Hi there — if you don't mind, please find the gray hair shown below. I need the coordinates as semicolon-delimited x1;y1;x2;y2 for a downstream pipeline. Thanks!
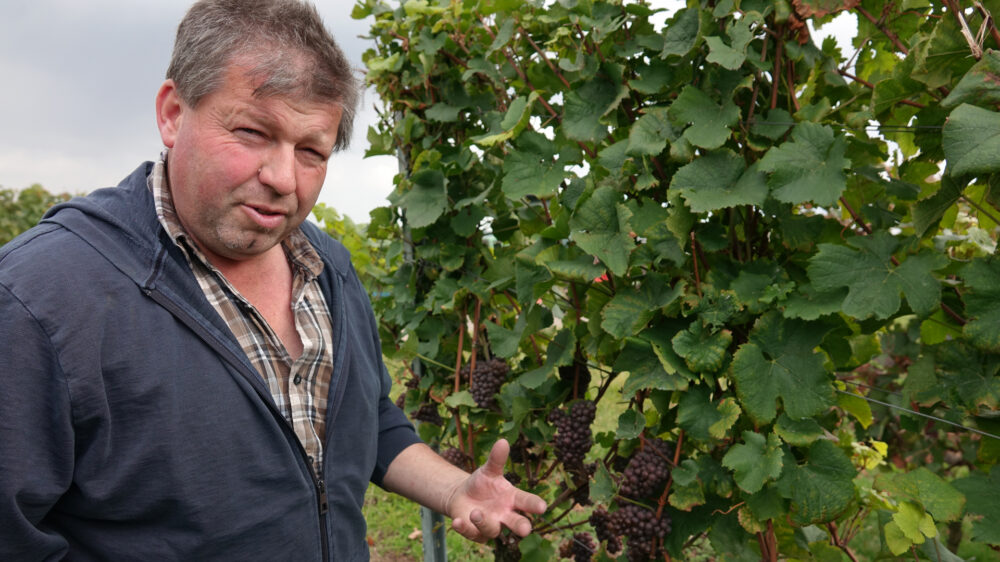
166;0;359;152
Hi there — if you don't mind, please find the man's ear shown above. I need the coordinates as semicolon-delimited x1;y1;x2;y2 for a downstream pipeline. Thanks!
155;80;184;148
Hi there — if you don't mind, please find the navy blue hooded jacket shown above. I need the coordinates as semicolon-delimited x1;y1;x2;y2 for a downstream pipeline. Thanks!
0;163;421;560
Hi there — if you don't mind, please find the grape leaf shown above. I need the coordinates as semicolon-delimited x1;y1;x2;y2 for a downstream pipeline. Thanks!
669;85;740;149
614;338;690;396
672;323;732;373
678;385;737;442
395;168;447;228
774;413;824;446
517;329;575;389
960;258;1000;352
777;441;856;525
627;106;675;156
758;122;850;206
952;466;1000;545
569;186;636;277
601;278;683;338
730;312;834;424
722;431;785;494
807;232;947;320
942;50;1000;109
501;133;565;199
942;104;1000;177
562;63;626;142
671;150;768;212
875;467;966;523
661;7;700;57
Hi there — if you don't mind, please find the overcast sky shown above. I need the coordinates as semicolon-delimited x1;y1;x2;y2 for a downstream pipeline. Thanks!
0;0;397;223
0;1;851;223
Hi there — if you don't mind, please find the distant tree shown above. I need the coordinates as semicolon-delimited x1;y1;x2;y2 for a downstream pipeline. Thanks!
0;184;71;246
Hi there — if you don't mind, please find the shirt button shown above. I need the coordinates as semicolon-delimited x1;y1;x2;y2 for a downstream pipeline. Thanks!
293;374;302;385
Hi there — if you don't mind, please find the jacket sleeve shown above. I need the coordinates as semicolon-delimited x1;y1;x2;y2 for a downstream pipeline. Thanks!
0;282;74;560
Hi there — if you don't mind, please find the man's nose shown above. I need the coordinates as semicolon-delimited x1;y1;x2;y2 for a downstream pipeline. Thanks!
258;145;296;195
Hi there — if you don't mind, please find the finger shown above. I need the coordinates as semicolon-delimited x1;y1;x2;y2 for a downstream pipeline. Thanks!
502;512;534;537
482;439;510;478
470;508;502;539
451;518;484;543
513;489;548;515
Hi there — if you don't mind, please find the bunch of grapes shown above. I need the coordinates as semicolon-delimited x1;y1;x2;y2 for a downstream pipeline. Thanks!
440;447;470;470
609;504;672;562
412;403;443;426
619;438;672;500
548;400;596;470
493;531;522;562
465;358;510;408
588;506;622;555
566;532;596;562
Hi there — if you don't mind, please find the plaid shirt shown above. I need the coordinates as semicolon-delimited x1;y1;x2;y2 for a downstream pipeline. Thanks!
149;153;333;476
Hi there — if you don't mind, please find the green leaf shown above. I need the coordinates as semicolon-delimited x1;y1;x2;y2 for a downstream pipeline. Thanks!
485;317;524;359
444;390;477;408
562;64;626;143
892;501;937;544
912;174;963;237
472;92;538;146
672;323;732;373
942;50;1000;109
837;390;873;429
943;104;1000;177
671;150;768;213
669;85;740;149
396;168;447;228
758;122;850;207
722;431;785;494
517;533;555;562
677;385;731;442
626;106;674;156
774;414;824;446
661;7;700;57
502;133;565;199
591;462;616;503
875;467;966;523
730;312;833;424
614;338;690;396
884;521;912;555
777;440;856;525
807;232;947;320
616;409;645;439
751;108;793;140
601;278;682;338
961;258;1000;352
518;329;575;389
952;465;1000;544
569;186;636;277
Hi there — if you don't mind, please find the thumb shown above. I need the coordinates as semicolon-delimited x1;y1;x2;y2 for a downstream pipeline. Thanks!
482;439;510;477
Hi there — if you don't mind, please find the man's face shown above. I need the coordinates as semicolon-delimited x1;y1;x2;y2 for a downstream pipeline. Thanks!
155;61;343;266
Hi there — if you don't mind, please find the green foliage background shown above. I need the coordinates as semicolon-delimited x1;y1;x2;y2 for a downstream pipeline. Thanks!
0;185;70;246
349;0;1000;559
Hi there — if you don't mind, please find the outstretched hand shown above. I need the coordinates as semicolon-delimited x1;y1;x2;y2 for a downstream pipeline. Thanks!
445;439;548;542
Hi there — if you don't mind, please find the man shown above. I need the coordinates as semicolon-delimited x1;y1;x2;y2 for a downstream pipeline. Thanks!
0;0;546;559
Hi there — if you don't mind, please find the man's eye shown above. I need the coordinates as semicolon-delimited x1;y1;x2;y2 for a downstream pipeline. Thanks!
237;127;263;137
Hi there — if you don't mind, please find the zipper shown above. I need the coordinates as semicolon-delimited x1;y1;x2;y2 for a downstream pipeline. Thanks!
315;476;330;562
144;286;333;561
